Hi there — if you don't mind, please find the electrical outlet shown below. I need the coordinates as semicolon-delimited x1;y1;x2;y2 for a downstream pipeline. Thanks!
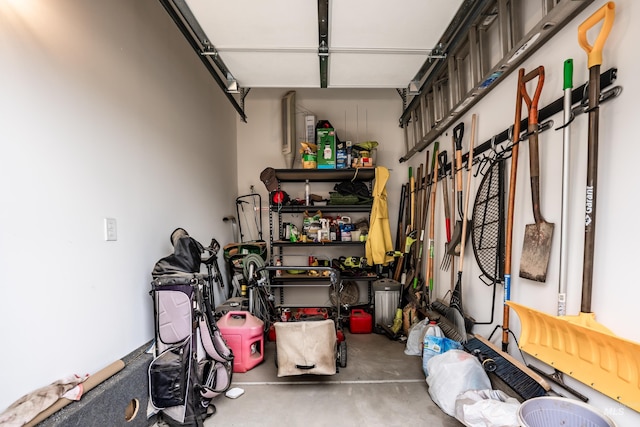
104;218;117;241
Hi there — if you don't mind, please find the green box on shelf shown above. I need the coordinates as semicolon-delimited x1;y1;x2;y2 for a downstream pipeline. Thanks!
317;128;336;169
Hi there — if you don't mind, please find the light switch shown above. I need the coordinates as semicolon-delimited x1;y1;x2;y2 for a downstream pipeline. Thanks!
104;218;117;241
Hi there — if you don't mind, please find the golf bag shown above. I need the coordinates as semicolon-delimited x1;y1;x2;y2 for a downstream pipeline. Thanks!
149;229;234;426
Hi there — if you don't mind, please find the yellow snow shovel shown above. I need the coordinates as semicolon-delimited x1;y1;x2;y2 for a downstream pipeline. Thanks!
509;2;640;412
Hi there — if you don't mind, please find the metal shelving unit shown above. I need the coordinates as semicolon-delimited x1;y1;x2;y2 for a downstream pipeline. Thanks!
268;168;377;307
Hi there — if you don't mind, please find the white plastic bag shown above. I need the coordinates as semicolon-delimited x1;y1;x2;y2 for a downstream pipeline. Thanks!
426;350;491;416
454;389;521;427
404;319;428;356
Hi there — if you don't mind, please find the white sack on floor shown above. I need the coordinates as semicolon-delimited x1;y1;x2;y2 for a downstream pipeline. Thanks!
426;350;491;416
454;389;521;427
404;319;428;356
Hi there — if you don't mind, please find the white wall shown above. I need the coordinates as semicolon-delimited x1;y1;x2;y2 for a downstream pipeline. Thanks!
236;1;640;425
0;0;238;411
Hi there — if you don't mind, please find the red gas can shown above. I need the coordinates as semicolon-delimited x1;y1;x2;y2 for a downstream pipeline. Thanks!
349;309;372;334
218;311;264;373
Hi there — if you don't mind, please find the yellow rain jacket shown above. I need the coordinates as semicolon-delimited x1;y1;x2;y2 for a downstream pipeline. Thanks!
366;166;394;266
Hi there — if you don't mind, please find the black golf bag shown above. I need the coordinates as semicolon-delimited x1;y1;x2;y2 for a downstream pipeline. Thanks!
149;229;234;426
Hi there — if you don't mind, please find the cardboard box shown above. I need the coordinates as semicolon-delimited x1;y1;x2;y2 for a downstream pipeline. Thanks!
317;128;336;169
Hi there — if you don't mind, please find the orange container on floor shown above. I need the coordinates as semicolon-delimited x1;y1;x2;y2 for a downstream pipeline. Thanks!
217;311;264;373
349;309;372;334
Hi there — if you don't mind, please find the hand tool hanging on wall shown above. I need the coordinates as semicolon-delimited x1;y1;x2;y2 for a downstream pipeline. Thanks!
502;67;528;353
439;150;453;271
519;66;553;283
404;163;423;289
556;59;573;316
447;123;470;256
392;183;408;282
416;146;440;303
449;114;477;342
426;150;439;306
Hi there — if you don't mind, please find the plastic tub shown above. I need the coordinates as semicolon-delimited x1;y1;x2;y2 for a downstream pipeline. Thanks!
518;397;616;427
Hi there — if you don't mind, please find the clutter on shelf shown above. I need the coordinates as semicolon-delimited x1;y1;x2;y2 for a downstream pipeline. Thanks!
281;212;369;244
295;118;378;170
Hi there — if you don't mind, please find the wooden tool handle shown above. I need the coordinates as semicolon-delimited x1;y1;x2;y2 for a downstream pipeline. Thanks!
522;66;545;223
409;167;415;230
505;68;526;277
503;68;526;350
458;114;477;273
439;150;452;241
520;66;544;127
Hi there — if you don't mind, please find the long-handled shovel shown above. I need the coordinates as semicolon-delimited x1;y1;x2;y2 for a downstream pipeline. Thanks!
502;67;528;352
449;114;477;342
426;151;439;305
447;123;469;256
519;66;552;283
509;3;640;412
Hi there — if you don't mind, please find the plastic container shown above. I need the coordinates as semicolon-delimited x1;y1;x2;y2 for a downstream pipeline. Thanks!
217;311;264;373
425;320;443;338
518;397;616;427
349;309;372;334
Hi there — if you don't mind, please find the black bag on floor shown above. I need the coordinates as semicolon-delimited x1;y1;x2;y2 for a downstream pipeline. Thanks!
149;229;234;427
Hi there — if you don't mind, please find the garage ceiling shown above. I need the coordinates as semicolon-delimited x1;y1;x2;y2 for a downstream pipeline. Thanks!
181;0;463;89
161;0;597;161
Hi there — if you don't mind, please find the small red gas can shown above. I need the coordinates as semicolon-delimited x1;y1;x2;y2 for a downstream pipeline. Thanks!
349;309;372;334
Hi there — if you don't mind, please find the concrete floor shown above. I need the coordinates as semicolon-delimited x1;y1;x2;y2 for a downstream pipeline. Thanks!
205;331;462;426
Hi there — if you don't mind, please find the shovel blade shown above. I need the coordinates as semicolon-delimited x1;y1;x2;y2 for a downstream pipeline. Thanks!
519;221;554;282
508;301;640;413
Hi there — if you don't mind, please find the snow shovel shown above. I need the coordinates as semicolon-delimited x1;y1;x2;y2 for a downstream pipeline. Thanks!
509;3;640;413
518;65;553;283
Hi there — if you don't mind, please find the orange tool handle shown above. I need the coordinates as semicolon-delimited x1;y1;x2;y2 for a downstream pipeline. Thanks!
520;66;545;126
578;2;615;68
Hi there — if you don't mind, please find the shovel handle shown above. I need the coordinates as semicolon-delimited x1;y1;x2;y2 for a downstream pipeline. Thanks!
578;2;615;69
503;68;528;352
439;151;452;230
520;66;545;127
453;122;464;193
453;122;464;150
521;66;546;223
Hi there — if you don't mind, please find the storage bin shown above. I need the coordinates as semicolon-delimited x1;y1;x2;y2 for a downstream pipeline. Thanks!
518;397;616;427
349;309;372;334
275;319;336;376
217;311;264;373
